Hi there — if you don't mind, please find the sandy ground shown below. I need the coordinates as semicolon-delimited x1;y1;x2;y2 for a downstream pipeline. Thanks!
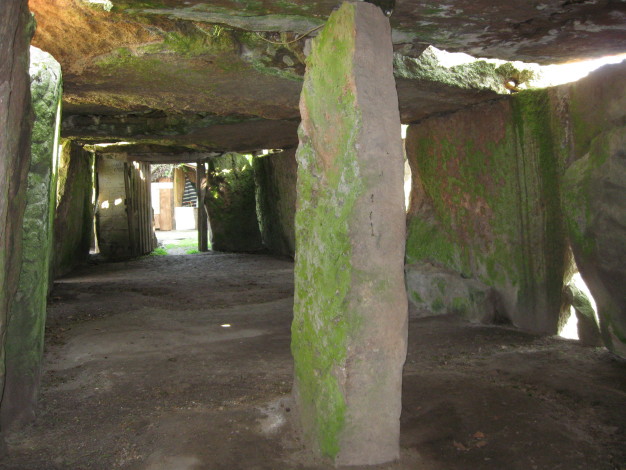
2;252;625;470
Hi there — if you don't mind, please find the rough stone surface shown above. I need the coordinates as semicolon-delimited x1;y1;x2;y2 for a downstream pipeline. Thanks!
405;90;568;334
393;0;626;64
253;149;297;257
292;3;407;465
27;0;626;157
63;114;301;156
95;155;155;260
204;153;263;253
564;284;602;347
2;48;62;431
96;155;131;260
0;0;33;435
53;141;95;277
394;47;536;123
405;262;496;324
560;63;626;356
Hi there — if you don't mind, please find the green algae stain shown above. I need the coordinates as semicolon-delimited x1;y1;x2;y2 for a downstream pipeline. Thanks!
205;153;263;252
406;90;567;331
5;49;63;408
291;3;362;459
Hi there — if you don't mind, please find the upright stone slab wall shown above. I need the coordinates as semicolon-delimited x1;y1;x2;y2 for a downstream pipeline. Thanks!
204;153;263;252
292;3;407;465
96;155;131;260
2;48;62;429
405;91;568;334
53;141;95;277
253;149;297;257
560;62;626;357
0;0;33;431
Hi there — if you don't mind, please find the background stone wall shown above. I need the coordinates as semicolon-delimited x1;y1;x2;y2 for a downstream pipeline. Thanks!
253;149;297;257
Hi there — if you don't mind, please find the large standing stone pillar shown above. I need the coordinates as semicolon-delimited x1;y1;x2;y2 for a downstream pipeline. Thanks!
561;62;626;357
204;153;263;252
291;2;407;465
53;141;95;276
253;149;297;257
0;0;33;434
1;48;62;430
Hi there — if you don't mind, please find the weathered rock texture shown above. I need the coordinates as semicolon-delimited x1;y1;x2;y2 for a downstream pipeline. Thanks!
53;141;95;277
27;0;625;159
405;61;626;354
405;90;568;334
96;155;130;260
394;47;536;123
0;0;33;429
291;3;407;465
392;1;626;64
560;63;626;357
253;149;297;257
126;161;156;257
96;155;154;260
564;284;602;347
2;48;62;430
204;153;263;253
405;262;496;324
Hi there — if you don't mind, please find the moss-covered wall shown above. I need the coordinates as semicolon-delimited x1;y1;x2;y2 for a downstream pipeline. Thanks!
53;141;95;277
560;62;626;357
405;89;568;334
2;48;62;429
95;156;155;260
253;149;297;257
292;3;407;465
204;153;263;252
0;0;33;429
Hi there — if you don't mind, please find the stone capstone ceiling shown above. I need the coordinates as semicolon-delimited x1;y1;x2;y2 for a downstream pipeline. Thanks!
30;0;626;156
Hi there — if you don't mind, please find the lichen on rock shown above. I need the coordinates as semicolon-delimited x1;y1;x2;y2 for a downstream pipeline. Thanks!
3;47;62;429
205;153;263;252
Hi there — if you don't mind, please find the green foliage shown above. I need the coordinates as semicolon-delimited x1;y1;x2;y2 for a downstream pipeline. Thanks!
151;247;167;256
495;62;536;86
164;238;198;249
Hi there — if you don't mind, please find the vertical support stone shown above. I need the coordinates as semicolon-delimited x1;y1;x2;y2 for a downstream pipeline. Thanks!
204;153;263;252
1;48;62;430
561;62;626;357
404;90;568;334
96;155;155;260
96;154;130;260
53;141;95;276
0;0;33;426
197;161;208;252
291;2;407;465
253;149;297;257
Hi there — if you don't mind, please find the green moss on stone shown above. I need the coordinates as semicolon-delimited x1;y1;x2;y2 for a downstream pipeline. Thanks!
205;153;263;252
4;48;63;420
291;3;362;458
53;142;95;277
406;89;567;332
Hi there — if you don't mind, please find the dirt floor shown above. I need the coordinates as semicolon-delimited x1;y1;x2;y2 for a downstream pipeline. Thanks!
2;252;625;470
